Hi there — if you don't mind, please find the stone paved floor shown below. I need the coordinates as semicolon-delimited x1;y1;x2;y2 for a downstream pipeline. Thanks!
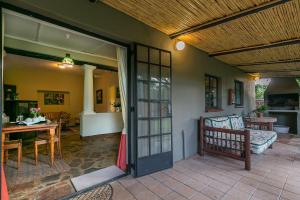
110;134;300;200
6;126;121;200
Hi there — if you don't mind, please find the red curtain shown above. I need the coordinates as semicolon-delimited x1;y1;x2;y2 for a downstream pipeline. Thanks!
1;167;9;200
116;130;127;171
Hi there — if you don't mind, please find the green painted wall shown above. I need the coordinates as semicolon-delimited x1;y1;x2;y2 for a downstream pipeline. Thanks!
2;0;256;162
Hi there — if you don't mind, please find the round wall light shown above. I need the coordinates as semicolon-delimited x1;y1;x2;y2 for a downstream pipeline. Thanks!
175;40;185;51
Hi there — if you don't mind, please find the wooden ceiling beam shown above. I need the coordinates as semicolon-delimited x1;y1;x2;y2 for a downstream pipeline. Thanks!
247;69;300;73
234;58;300;67
260;73;300;78
169;0;290;39
209;38;300;57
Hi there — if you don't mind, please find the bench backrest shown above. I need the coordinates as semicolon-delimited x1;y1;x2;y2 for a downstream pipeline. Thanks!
204;115;245;130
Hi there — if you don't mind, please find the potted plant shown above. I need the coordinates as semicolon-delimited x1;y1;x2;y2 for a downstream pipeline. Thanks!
256;105;268;118
112;102;121;112
30;107;41;122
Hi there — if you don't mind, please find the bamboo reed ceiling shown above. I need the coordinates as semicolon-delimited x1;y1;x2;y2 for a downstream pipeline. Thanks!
238;62;300;72
103;0;300;77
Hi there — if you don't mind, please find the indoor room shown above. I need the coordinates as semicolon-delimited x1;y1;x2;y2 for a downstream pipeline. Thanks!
2;8;127;199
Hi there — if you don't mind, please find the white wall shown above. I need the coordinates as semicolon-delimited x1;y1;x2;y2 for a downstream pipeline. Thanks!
80;112;123;136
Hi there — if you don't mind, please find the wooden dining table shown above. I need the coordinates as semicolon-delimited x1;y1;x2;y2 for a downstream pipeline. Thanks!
2;122;58;166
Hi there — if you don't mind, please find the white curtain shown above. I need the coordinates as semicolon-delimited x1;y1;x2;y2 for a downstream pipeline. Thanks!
116;46;127;170
116;47;127;131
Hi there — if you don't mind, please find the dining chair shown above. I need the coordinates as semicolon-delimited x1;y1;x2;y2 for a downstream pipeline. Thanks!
34;119;62;165
4;139;22;169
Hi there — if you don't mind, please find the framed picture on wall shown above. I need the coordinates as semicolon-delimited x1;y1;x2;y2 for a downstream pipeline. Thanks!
96;89;103;104
116;87;120;98
44;91;65;105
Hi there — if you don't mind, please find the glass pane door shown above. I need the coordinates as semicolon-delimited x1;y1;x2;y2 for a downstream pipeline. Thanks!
134;44;172;177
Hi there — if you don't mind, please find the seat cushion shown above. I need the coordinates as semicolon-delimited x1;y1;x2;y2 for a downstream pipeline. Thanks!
249;129;277;154
205;117;232;129
229;115;245;130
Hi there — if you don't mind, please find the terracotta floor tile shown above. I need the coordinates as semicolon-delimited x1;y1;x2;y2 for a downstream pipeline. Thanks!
258;182;282;196
222;193;251;200
183;178;207;192
233;182;256;194
281;190;300;200
190;192;212;200
239;177;261;188
162;191;187;200
200;186;224;200
208;179;232;193
173;182;198;199
263;177;286;189
137;175;160;190
284;183;300;195
134;189;160;200
226;188;252;200
149;183;172;198
126;182;148;197
111;182;135;200
119;176;138;188
253;189;279;200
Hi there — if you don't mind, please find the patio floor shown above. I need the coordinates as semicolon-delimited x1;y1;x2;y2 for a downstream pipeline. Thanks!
110;134;300;200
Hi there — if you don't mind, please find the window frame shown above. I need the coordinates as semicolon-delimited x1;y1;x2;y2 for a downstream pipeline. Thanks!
234;80;244;107
205;74;220;111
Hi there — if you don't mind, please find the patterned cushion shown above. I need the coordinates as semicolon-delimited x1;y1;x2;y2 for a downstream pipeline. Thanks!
229;115;245;130
204;129;277;154
205;117;232;129
249;129;277;154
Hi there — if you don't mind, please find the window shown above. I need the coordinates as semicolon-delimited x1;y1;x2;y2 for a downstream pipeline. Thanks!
205;75;219;110
235;80;244;107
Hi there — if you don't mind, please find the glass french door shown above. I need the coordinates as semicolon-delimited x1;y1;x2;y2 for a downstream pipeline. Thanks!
134;43;172;177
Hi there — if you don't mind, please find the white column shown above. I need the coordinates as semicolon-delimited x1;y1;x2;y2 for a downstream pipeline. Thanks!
82;64;96;115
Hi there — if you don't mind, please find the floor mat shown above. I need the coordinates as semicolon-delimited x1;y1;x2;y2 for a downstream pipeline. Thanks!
71;165;125;191
68;184;113;200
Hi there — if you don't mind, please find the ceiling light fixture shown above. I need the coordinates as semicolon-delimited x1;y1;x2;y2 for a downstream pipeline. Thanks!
58;64;66;69
175;40;185;51
249;73;260;81
61;53;74;68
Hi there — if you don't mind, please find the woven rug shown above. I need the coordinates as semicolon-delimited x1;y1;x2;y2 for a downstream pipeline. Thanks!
4;155;71;189
69;184;113;200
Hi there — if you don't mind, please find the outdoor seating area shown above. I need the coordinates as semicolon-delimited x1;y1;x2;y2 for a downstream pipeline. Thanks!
199;115;278;170
110;135;300;200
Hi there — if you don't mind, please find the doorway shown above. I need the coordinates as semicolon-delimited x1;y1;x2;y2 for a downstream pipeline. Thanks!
1;7;129;199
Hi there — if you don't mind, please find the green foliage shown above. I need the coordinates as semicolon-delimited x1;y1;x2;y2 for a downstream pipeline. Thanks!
256;105;268;113
296;78;300;87
255;84;267;99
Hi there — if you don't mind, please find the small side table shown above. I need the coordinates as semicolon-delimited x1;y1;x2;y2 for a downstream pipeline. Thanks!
245;117;277;131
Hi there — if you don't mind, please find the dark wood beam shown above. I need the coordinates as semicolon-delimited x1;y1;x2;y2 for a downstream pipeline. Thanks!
209;38;300;57
247;69;300;73
4;47;118;72
234;58;300;67
169;0;290;39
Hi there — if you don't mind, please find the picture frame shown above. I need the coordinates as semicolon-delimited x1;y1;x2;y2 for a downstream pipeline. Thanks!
96;89;103;104
44;91;65;105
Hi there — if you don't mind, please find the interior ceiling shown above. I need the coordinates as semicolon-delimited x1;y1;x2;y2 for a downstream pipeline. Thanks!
3;9;117;64
102;0;300;77
4;54;109;76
